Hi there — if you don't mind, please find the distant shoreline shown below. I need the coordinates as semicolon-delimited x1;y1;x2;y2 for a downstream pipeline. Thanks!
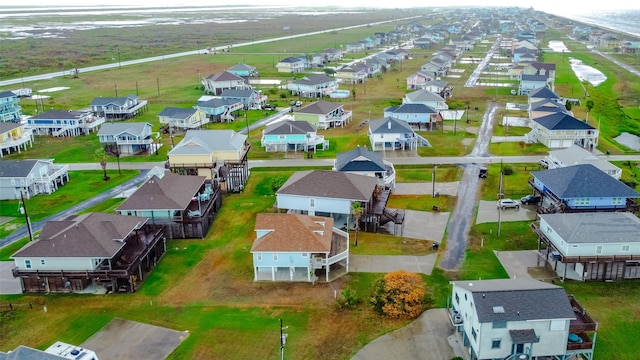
551;11;640;40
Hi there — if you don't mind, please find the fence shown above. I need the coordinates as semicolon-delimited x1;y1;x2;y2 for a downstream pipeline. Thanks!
0;302;37;312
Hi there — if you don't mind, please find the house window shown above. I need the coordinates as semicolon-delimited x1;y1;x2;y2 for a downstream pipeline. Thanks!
40;259;46;265
622;245;630;252
309;198;315;208
596;245;603;254
492;339;501;349
278;135;286;139
302;253;308;257
24;259;31;269
464;293;467;300
612;197;623;205
455;292;459;304
492;321;507;329
257;254;262;261
273;254;278;261
471;328;477;341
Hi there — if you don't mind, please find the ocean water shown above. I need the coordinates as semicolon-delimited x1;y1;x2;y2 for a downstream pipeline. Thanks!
561;9;640;38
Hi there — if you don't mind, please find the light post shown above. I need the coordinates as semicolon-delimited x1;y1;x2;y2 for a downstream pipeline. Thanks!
280;318;288;360
432;165;437;198
20;192;34;242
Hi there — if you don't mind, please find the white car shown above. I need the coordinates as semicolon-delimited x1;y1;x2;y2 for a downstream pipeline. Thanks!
497;199;520;209
538;159;550;168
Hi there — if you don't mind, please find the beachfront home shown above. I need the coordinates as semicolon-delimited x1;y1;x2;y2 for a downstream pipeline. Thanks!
11;212;165;293
26;110;104;137
532;212;640;282
0;159;69;200
158;107;209;130
287;74;338;98
90;95;148;120
294;101;352;130
201;71;250;95
334;146;396;190
250;213;349;282
97;122;154;156
368;117;418;151
449;278;597;360
0;91;22;122
167;129;250;193
0;122;33;158
261;119;327;153
529;164;640;214
116;169;222;239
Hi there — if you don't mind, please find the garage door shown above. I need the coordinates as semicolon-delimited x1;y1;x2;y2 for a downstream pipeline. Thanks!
561;139;573;148
550;140;561;148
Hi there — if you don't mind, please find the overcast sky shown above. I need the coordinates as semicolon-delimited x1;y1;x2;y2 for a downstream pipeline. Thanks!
7;1;639;15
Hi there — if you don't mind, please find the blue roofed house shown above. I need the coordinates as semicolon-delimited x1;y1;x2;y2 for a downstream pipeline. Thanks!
529;112;598;149
449;278;597;360
195;97;244;123
532;212;640;282
528;163;640;214
0;91;22;122
334;146;396;190
523;62;556;91
26;109;104;137
250;213;349;282
276;57;305;73
226;63;259;77
287;73;338;98
97;122;155;156
90;95;148;120
158;107;209;130
220;88;267;110
368;117;418;151
201;71;250;95
0;159;69;200
527;86;560;104
261;119;327;153
384;103;442;131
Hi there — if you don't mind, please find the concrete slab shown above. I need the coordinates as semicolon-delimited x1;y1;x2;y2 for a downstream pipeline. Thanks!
494;250;545;279
349;254;437;275
491;136;526;143
81;318;188;360
352;308;463;360
0;261;23;294
393;182;459;196
395;210;450;242
475;200;537;224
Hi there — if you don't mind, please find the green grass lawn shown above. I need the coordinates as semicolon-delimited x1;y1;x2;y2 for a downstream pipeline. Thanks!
478;163;542;200
488;141;549;156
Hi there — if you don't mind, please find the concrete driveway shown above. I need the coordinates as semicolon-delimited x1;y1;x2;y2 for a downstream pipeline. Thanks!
495;250;547;280
475;200;537;224
81;318;187;360
350;254;437;275
351;308;466;360
0;261;22;294
386;209;449;242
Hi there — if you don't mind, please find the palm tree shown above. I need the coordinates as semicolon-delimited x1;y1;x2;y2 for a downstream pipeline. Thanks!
585;99;595;123
352;201;363;246
94;148;109;181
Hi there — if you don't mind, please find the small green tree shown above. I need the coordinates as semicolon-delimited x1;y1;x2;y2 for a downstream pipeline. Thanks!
352;201;363;246
585;99;595;122
94;148;109;181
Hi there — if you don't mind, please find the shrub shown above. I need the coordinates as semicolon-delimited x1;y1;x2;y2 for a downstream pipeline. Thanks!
335;288;360;309
370;270;425;318
271;177;286;192
502;165;514;175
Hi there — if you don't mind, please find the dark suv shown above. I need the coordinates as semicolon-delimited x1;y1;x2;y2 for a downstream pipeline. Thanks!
520;194;541;205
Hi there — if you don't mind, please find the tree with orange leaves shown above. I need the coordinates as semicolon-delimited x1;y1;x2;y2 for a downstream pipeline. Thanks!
370;270;426;318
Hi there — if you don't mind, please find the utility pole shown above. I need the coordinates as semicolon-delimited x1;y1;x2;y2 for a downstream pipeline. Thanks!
20;192;34;242
432;165;437;197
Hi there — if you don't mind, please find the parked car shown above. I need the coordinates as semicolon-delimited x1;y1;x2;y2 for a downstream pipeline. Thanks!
262;104;275;110
520;194;541;205
538;158;550;168
497;198;520;209
479;167;488;178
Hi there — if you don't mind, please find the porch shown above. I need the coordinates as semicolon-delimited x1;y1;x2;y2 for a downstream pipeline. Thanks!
318;110;352;130
0;129;33;158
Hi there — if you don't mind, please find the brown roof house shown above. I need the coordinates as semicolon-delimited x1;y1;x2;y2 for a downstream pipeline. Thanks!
250;213;349;282
11;212;165;293
116;167;222;239
276;170;404;234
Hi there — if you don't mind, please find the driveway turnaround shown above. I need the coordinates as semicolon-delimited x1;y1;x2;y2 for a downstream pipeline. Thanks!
351;308;466;360
0;261;22;294
475;200;537;224
81;318;187;359
349;254;437;275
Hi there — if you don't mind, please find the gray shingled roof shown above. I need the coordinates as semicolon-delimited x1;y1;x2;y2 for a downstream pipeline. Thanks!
168;129;246;156
0;160;39;178
29;110;86;120
204;71;245;82
539;212;640;244
277;170;377;202
451;279;575;323
117;172;205;211
97;122;151;137
529;100;566;113
528;86;559;99
264;120;315;135
0;122;22;133
335;147;385;172
158;107;197;119
385;103;437;114
297;100;342;115
292;73;335;86
0;345;68;359
532;164;640;199
227;63;256;72
220;89;254;98
12;213;148;258
0;91;17;99
510;329;540;343
405;89;445;103
532;112;594;130
369;117;415;134
521;74;548;82
90;95;137;107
